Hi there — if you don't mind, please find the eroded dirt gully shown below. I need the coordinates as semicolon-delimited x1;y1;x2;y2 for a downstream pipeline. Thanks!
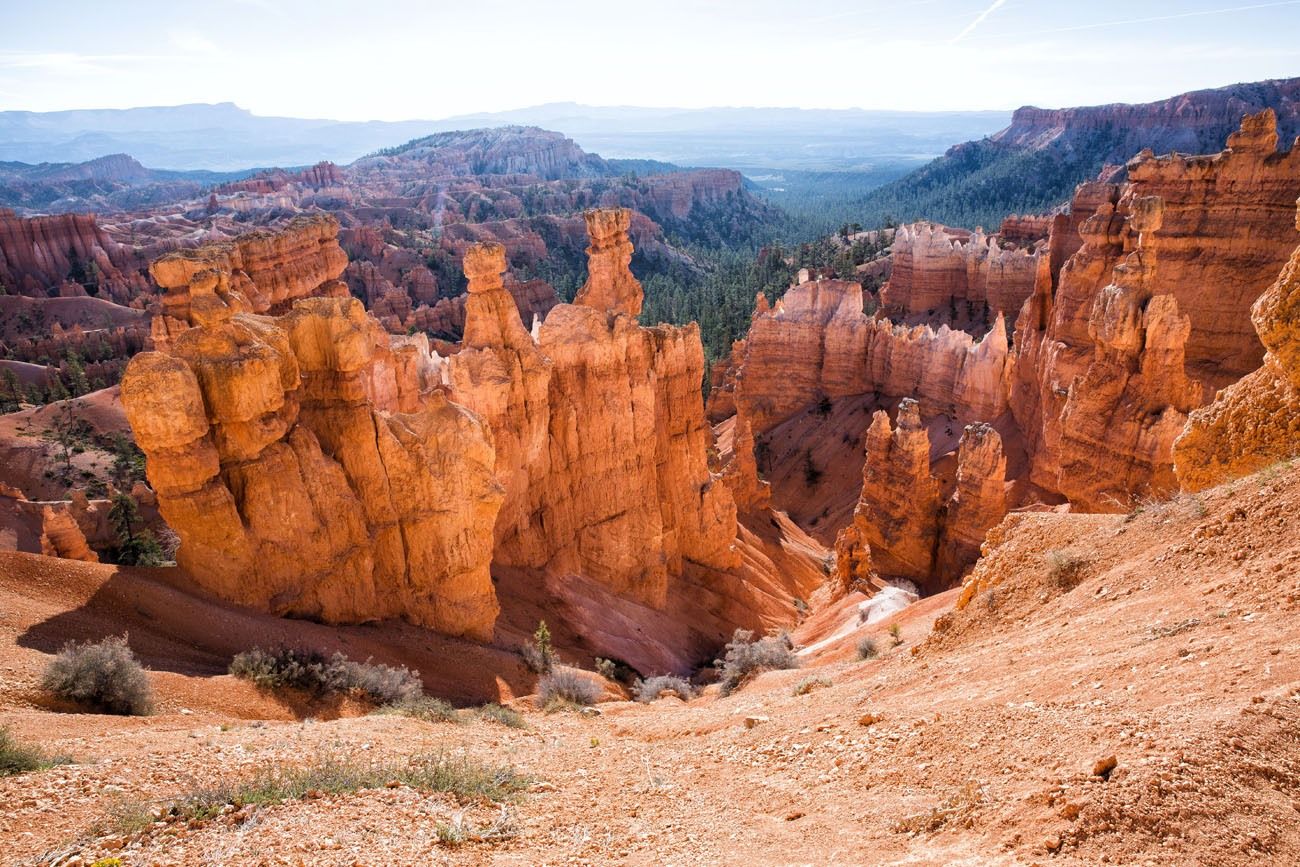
3;462;1300;866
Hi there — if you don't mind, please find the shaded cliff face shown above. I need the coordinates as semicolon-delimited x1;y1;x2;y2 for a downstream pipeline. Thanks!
882;221;1039;328
722;278;1012;435
1012;110;1300;509
1175;201;1300;489
0;207;150;302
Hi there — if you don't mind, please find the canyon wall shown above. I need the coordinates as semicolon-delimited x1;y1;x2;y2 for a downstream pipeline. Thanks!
1175;200;1300;489
446;210;738;608
721;278;1012;434
881;222;1039;323
1012;110;1300;508
0;208;149;302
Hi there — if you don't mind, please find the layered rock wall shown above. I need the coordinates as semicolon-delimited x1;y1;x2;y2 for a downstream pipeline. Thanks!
149;213;350;350
725;279;1011;433
881;222;1039;322
1176;200;1300;488
0;208;148;302
447;221;738;608
1012;111;1300;508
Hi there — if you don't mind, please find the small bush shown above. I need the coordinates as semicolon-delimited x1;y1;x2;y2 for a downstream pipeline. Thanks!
889;623;903;646
593;657;617;680
1046;548;1089;590
477;703;527;729
538;666;601;709
520;620;555;675
633;675;694;703
793;676;831;696
717;629;798;696
229;647;422;705
857;636;879;660
0;727;68;776
43;635;153;715
374;695;461;724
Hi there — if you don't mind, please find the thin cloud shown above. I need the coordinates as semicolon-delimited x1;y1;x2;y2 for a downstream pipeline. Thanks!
963;0;1300;40
950;0;1008;43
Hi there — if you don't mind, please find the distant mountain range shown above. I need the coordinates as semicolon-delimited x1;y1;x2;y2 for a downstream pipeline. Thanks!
0;102;1011;173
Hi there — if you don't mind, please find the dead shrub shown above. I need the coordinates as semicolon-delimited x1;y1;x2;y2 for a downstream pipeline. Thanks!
42;635;153;715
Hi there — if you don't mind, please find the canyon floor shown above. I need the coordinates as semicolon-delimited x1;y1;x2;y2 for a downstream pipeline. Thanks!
3;461;1299;866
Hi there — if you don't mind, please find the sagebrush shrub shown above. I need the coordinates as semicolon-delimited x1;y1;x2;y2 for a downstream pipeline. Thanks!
229;646;421;705
374;695;461;724
717;629;798;696
857;636;879;660
1046;548;1089;590
538;666;601;709
633;675;694;703
42;635;153;715
477;703;527;729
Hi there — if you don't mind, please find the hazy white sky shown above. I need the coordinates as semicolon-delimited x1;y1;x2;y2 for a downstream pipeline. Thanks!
2;0;1298;119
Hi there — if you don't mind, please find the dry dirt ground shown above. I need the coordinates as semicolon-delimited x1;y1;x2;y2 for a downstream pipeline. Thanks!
3;462;1300;865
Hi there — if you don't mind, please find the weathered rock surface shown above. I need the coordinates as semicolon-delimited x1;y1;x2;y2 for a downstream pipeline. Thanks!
448;223;737;608
723;278;1012;434
1176;200;1300;489
149;213;349;350
845;400;941;585
938;423;1007;577
1012;111;1300;508
121;223;503;641
572;208;643;318
0;208;149;303
881;222;1039;324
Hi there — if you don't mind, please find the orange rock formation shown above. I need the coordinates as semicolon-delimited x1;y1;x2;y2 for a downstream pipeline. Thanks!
1175;199;1300;488
571;207;643;318
1011;110;1300;508
881;222;1039;323
721;278;1012;434
122;223;503;641
149;214;350;350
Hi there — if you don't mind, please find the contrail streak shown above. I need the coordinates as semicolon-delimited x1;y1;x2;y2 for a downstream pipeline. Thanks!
950;0;1009;43
963;0;1300;40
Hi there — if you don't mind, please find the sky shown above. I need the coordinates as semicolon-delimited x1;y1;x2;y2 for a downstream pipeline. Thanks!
1;0;1298;120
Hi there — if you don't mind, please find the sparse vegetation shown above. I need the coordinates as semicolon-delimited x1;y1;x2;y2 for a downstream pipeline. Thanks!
717;629;798;696
42;635;153;716
228;646;422;706
1046;548;1089;590
594;657;617;680
633;675;694;703
889;623;903;646
802;448;823;486
477;703;528;729
107;491;166;566
538;666;601;710
435;806;519;847
520;620;555;674
792;676;831;696
0;727;69;776
856;636;879;660
893;780;986;834
373;695;462;724
96;753;530;838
